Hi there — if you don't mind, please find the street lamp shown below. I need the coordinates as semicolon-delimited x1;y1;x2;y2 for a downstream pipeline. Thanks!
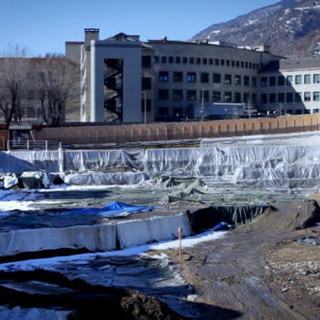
143;91;147;124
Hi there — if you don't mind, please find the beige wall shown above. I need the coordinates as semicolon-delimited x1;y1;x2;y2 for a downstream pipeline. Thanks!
33;114;320;146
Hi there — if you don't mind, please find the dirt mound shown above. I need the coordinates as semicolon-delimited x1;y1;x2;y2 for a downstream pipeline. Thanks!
241;199;320;233
121;293;189;320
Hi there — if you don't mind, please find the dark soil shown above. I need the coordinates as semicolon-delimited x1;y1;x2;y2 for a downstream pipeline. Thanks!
168;199;320;319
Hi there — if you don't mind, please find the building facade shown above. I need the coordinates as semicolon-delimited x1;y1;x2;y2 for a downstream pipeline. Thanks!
66;29;320;123
259;58;320;115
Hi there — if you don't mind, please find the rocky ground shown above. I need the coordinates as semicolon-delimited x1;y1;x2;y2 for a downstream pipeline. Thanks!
167;199;320;320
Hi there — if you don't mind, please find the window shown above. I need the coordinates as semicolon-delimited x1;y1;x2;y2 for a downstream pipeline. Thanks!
141;99;151;112
234;75;241;85
286;75;293;85
215;59;219;66
158;89;169;100
187;72;196;82
200;90;209;102
244;93;250;103
304;74;311;84
158;71;169;82
201;72;209;83
278;93;285;103
154;56;160;64
173;71;183;82
212;91;221;102
183;57;188;64
158;107;168;117
173;89;183;101
269;76;276;86
252;77;257;87
235;92;241;103
173;108;183;117
269;93;276;103
175;57;181;64
224;74;232;84
295;75;302;84
169;56;174;63
314;92;320;101
202;58;207;65
314;74;320;83
189;57;195;64
142;77;152;90
286;92;293;103
196;58;201;64
213;73;221;83
244;76;250;86
261;94;268;104
161;56;167;63
295;92;302;102
224;92;232;102
304;92;311;101
261;77;268;87
142;55;151;68
252;94;257;104
278;76;285;86
187;90;197;101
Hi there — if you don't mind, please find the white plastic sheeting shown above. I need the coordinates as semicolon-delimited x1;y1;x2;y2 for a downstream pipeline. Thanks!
4;131;320;193
6;150;62;172
117;213;192;249
0;224;117;256
64;150;135;171
142;145;320;192
0;213;192;256
65;171;149;185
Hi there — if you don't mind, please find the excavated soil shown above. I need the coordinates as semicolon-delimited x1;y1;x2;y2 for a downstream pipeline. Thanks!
167;199;320;320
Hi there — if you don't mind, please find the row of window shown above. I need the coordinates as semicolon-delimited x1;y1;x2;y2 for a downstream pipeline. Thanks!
261;91;320;104
261;74;320;86
154;56;261;70
158;89;256;104
158;71;257;86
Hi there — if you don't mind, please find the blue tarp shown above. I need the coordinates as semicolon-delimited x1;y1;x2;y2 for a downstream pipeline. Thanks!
66;201;153;217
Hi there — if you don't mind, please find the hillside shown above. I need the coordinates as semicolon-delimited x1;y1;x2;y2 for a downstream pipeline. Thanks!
192;0;320;58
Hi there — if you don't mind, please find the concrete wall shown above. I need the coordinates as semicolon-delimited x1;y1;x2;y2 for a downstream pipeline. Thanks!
33;114;320;146
91;41;142;123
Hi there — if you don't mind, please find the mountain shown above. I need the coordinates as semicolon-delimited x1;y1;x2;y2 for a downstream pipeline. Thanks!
192;0;320;58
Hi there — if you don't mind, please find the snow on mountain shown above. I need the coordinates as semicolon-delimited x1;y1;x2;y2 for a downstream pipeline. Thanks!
192;0;320;58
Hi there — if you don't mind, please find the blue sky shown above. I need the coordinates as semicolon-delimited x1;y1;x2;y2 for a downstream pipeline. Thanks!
0;0;279;56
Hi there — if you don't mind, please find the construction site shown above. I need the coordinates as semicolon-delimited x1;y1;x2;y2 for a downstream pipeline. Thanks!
0;116;319;319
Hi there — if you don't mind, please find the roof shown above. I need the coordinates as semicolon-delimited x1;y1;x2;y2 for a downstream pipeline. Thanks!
261;57;320;72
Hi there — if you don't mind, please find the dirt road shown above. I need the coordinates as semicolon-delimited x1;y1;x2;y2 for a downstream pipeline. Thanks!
171;199;320;320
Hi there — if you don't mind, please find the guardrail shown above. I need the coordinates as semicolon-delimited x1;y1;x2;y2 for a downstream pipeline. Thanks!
7;140;62;150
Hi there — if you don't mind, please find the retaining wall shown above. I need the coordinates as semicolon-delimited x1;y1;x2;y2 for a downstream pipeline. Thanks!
33;114;320;145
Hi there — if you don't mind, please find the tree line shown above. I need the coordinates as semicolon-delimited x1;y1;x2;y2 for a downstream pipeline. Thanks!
0;47;78;128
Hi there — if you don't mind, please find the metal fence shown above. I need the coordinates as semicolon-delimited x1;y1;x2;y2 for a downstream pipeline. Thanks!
7;140;62;150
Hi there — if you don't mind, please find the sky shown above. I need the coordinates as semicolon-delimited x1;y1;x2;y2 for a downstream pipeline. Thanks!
0;0;279;57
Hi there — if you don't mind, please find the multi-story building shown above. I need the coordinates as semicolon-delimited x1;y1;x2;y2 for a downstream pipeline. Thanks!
259;58;320;115
66;29;320;123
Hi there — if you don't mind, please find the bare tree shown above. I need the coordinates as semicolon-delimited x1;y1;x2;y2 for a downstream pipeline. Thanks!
35;55;78;126
0;46;29;128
